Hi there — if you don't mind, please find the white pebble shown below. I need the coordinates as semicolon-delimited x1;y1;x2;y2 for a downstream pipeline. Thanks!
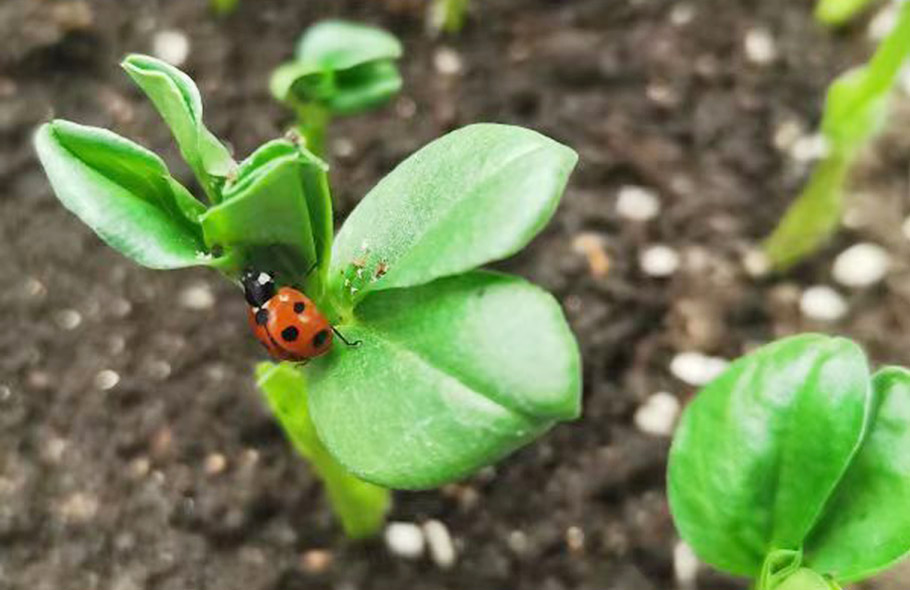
634;392;681;437
94;369;120;391
800;285;848;322
640;244;680;277
832;243;890;288
669;3;695;26
773;119;804;152
434;47;464;76
54;309;82;330
670;352;729;386
742;248;770;278
868;3;898;41
152;29;190;67
179;283;215;310
790;133;830;163
616;185;661;221
384;522;425;559
423;520;457;569
744;27;777;65
674;541;699;588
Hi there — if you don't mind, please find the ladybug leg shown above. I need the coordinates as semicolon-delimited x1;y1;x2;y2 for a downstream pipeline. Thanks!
332;326;362;347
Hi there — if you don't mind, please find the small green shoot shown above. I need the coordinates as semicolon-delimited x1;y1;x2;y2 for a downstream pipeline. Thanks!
270;21;403;156
210;0;239;17
430;0;470;34
669;334;910;589
34;54;581;534
815;0;879;26
763;1;910;270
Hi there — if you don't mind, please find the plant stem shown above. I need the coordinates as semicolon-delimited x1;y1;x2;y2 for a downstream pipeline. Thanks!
432;0;470;34
256;363;390;539
295;103;331;159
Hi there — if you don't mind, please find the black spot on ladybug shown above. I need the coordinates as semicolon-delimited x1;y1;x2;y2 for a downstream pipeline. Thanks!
294;302;305;313
313;329;330;349
281;326;299;342
255;309;270;325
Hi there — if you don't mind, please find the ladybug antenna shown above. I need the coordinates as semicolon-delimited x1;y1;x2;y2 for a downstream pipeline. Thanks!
332;327;362;347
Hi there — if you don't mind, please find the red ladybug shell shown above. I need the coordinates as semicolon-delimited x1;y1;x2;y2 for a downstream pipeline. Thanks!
248;287;333;361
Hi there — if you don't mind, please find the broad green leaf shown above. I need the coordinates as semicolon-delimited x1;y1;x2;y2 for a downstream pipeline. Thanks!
122;54;236;202
201;148;326;285
327;60;402;115
668;335;872;576
307;271;581;489
34;120;215;269
329;124;578;306
804;367;910;582
256;362;390;539
815;0;878;26
295;20;402;72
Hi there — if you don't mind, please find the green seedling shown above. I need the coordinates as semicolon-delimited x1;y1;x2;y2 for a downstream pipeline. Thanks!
210;0;239;17
815;0;879;26
430;0;470;34
35;54;581;535
764;1;910;270
669;334;910;589
270;20;403;157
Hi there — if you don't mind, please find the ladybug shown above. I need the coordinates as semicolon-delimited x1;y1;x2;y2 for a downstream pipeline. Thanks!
241;269;356;361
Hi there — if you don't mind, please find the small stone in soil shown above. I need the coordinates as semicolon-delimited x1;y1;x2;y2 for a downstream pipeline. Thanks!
789;133;829;162
204;453;227;476
741;248;770;278
800;285;848;322
179;282;215;310
94;369;120;391
868;3;898;41
56;492;99;524
152;29;191;67
639;244;680;277
508;530;529;555
634;392;681;437
423;519;457;569
670;352;729;386
832;243;890;288
434;47;464;76
572;232;610;278
54;308;82;330
669;3;695;26
744;27;777;65
384;522;425;559
674;541;699;588
616;185;660;221
565;526;585;552
300;549;333;574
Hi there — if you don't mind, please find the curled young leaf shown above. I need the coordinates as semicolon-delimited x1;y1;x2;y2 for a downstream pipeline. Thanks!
200;142;330;286
804;367;910;582
668;335;872;576
307;271;581;489
257;362;390;539
122;54;236;202
329;124;578;307
34;120;215;269
270;20;403;115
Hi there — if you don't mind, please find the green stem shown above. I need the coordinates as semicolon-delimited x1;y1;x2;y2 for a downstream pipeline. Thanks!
432;0;470;33
256;363;390;539
294;103;331;159
763;149;852;271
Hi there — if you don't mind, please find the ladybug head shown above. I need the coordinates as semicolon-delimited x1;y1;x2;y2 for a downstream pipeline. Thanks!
241;269;276;307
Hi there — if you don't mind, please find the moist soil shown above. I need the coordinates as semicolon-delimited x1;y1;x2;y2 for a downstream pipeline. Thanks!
2;0;910;589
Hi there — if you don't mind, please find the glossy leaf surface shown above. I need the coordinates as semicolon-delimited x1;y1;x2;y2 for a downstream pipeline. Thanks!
257;363;390;539
329;124;577;306
668;335;871;576
122;54;236;201
805;367;910;582
34;120;214;269
308;271;581;489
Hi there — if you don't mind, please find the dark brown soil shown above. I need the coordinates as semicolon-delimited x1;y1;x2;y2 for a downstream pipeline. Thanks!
2;1;909;589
